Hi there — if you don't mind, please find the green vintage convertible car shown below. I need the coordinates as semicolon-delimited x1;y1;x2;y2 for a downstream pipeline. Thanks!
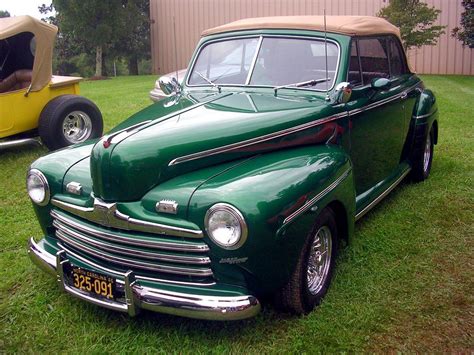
27;16;438;320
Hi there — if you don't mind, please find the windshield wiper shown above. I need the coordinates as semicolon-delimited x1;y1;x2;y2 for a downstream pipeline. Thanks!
195;71;222;93
274;78;330;96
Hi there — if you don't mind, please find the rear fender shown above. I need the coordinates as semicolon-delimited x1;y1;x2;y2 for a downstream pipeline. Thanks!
188;145;355;295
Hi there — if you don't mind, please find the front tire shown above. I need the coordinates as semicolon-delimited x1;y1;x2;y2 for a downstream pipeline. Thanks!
38;95;103;150
411;127;434;182
275;207;339;314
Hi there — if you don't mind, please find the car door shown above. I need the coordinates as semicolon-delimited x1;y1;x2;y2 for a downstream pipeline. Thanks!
346;36;409;200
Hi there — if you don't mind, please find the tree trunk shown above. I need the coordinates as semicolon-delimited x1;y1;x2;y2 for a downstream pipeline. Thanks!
128;55;139;75
95;45;103;77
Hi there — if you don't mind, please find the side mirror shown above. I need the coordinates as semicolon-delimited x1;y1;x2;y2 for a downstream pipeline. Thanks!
371;77;390;90
331;82;352;104
159;76;181;96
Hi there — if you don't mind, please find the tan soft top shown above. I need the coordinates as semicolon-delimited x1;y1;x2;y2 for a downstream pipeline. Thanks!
0;15;57;92
202;16;401;39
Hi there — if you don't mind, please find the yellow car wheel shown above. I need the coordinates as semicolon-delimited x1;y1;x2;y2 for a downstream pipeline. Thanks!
38;95;103;150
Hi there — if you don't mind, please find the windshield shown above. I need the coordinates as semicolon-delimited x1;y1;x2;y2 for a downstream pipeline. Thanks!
188;36;339;91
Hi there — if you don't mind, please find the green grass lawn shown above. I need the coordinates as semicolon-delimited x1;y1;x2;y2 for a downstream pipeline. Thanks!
1;75;473;352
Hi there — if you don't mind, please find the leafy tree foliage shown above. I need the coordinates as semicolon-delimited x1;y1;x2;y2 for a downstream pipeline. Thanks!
378;0;446;50
452;1;474;48
112;0;150;75
52;0;126;77
0;10;11;18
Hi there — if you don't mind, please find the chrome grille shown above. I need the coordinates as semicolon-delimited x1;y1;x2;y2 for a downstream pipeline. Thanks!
51;210;214;282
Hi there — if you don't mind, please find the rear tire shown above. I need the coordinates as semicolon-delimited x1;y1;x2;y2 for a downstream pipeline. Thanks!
275;207;339;314
38;95;103;150
411;127;434;182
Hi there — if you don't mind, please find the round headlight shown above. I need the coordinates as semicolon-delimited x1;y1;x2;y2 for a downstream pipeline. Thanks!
26;169;50;206
204;203;248;249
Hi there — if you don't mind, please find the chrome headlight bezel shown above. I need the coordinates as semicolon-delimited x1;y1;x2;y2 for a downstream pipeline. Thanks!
26;169;50;206
204;203;248;250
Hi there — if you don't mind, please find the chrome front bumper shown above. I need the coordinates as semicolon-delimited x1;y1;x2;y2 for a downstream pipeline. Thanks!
28;238;261;320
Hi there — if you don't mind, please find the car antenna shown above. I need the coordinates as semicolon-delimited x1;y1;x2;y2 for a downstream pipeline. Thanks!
324;9;330;102
173;17;179;86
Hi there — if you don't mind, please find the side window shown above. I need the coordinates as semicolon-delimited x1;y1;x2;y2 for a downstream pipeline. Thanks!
389;37;406;77
348;40;362;86
358;37;390;84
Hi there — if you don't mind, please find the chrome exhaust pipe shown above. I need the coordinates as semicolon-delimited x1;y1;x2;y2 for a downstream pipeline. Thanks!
0;138;42;150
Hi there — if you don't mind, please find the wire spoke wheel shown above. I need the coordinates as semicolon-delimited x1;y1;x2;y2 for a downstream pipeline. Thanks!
306;225;332;296
62;111;92;144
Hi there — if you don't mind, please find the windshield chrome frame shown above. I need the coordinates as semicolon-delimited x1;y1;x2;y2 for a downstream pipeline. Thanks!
186;34;342;93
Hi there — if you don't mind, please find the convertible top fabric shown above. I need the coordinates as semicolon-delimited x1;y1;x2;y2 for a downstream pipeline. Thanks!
202;16;401;39
0;15;57;92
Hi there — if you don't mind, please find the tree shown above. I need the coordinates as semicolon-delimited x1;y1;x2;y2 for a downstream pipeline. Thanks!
452;1;474;48
0;10;10;18
113;0;151;75
52;0;126;77
378;0;446;51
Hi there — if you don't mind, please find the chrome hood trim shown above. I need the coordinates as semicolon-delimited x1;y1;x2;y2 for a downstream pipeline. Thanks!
51;198;203;238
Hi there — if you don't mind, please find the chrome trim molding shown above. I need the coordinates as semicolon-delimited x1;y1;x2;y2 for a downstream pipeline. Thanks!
53;220;210;265
57;239;213;277
245;36;263;85
355;168;411;221
186;34;342;93
283;167;351;225
28;238;260;320
51;210;208;252
57;241;216;287
169;112;348;166
348;82;422;117
0;137;41;149
413;109;438;120
51;198;203;238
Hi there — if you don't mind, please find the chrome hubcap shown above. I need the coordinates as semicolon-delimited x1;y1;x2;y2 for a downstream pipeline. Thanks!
306;225;332;295
423;134;431;173
62;111;92;144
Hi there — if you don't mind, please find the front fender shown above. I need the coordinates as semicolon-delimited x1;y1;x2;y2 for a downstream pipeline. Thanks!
188;145;355;296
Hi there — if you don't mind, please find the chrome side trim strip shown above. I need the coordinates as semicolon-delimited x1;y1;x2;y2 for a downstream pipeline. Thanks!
169;112;348;166
413;109;438;120
29;238;259;320
51;210;208;252
57;238;213;277
51;199;204;238
283;167;352;225
53;220;210;265
348;82;422;117
355;168;411;221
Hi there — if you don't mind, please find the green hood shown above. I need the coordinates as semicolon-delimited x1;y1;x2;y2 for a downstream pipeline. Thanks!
90;90;339;201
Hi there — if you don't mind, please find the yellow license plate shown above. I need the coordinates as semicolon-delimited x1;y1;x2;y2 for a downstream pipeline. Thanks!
67;266;116;300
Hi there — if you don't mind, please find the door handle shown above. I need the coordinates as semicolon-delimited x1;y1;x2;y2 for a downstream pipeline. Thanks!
400;92;408;100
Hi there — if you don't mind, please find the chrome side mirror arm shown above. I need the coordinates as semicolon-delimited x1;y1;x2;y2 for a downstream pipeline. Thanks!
158;76;182;96
331;82;352;104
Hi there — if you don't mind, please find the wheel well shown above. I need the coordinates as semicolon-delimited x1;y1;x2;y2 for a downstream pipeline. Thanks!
327;200;349;245
432;120;438;145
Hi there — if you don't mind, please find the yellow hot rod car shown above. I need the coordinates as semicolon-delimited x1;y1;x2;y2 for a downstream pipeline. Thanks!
0;16;103;150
